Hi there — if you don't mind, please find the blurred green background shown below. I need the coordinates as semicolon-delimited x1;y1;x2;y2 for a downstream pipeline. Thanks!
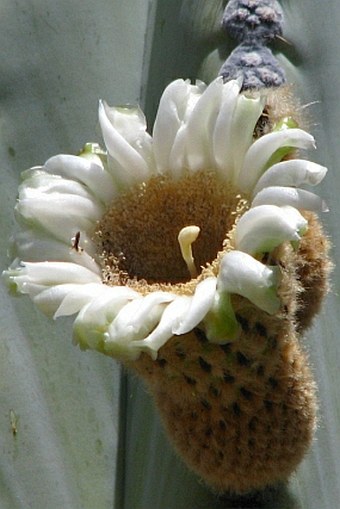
0;1;339;508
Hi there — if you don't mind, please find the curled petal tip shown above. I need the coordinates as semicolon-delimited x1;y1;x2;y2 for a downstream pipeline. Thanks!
235;205;308;255
217;251;280;315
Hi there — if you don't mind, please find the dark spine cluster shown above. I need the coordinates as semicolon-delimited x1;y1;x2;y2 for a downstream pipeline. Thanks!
219;0;286;90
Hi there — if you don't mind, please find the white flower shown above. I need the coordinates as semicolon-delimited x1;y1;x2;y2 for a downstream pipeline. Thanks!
3;77;327;361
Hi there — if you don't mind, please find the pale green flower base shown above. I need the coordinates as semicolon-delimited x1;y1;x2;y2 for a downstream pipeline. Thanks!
1;1;340;508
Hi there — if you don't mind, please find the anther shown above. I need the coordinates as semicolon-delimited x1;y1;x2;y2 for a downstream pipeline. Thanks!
177;225;200;278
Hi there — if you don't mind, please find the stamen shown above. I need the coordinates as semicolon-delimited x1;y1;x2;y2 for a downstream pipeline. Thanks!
178;226;200;278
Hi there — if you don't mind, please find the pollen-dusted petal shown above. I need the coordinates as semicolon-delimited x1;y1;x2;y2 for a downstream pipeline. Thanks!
44;154;117;204
15;193;103;244
234;204;308;254
252;186;328;212
33;282;106;317
185;77;225;171
73;288;139;355
218;251;280;314
229;92;265;183
172;277;217;335
153;79;205;173
237;128;316;192
98;100;152;187
11;229;100;274
133;296;192;360
212;79;242;177
252;160;328;195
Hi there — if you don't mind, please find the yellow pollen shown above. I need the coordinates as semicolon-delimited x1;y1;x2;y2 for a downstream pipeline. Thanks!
178;225;200;278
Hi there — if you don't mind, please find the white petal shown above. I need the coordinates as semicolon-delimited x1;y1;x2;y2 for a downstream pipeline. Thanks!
5;261;101;296
252;186;328;212
32;283;105;317
124;291;175;331
15;194;103;243
103;293;175;359
280;204;311;228
218;251;280;314
133;296;191;359
73;288;139;355
8;281;47;298
98;100;152;187
212;79;242;178
103;105;148;145
185;77;224;171
44;154;117;204
18;191;103;222
20;170;96;200
10;229;100;273
16;173;104;244
55;284;136;318
153;79;204;173
167;125;188;177
229;93;265;183
104;104;154;165
253;159;328;195
172;277;217;335
237;129;316;193
234;204;308;254
107;292;175;341
51;283;110;318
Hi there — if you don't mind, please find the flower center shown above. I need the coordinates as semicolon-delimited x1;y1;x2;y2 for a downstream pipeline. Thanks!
94;170;248;291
